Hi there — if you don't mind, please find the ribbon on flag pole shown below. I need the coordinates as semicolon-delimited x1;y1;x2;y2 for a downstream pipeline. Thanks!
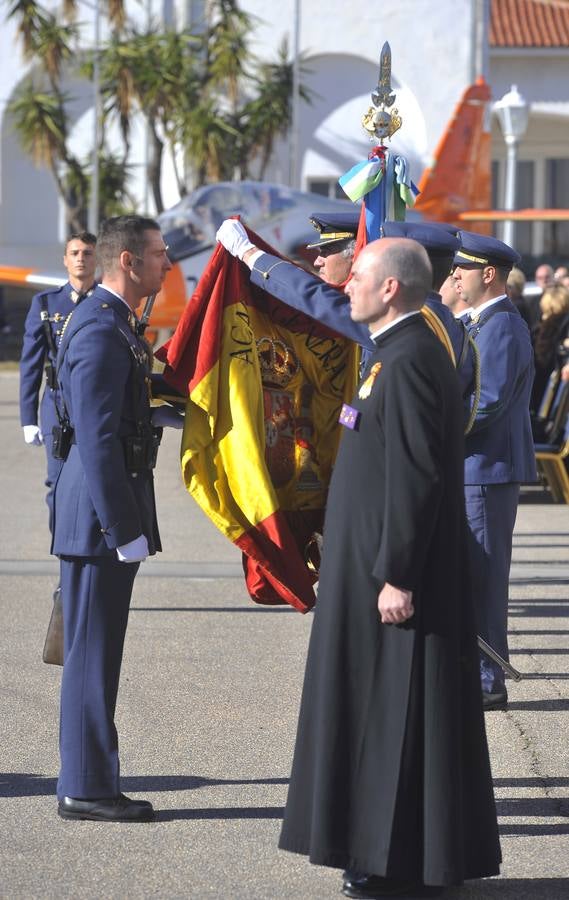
338;146;419;242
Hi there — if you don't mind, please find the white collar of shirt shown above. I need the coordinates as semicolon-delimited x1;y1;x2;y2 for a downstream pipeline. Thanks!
455;306;473;319
369;310;421;342
471;295;507;317
100;283;137;318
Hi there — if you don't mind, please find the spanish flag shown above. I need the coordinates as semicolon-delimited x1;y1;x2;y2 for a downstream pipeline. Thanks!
156;231;358;613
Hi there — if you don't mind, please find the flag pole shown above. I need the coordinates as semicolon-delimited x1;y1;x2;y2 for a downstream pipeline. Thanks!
338;43;414;243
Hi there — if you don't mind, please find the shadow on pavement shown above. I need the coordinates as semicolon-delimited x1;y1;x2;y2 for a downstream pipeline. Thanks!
505;699;569;711
132;606;295;614
448;880;569;900
496;797;568;816
0;772;289;798
494;777;569;787
158;805;284;822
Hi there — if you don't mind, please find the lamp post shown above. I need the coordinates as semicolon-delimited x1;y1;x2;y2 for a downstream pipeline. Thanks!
494;84;529;249
84;0;101;235
289;0;301;188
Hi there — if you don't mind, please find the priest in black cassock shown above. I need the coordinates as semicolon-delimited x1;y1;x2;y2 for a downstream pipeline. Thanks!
278;238;501;899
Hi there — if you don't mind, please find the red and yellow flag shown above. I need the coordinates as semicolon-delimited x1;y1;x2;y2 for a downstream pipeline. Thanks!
156;232;358;612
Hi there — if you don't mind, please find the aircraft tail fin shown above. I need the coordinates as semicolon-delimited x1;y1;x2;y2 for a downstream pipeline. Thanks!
414;77;493;234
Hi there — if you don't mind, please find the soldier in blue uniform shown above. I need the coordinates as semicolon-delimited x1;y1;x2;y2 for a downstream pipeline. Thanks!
215;215;475;398
19;231;98;532
52;215;178;822
304;210;358;287
453;231;537;710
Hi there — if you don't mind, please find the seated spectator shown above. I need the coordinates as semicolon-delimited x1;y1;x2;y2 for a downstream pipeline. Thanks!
554;265;569;283
535;263;555;290
531;284;569;412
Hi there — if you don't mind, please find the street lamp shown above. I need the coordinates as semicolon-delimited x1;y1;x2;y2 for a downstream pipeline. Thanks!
88;0;101;235
494;84;529;249
289;0;301;188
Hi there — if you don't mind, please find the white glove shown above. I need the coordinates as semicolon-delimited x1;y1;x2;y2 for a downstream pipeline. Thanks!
116;533;149;563
23;425;43;446
215;219;256;259
151;405;185;430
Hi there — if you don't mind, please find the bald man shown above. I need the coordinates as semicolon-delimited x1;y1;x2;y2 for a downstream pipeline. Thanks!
278;238;501;898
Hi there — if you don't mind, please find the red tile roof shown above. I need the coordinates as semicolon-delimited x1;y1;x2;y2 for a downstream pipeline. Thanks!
490;0;569;47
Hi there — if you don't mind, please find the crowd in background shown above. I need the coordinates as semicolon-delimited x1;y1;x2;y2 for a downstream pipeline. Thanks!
507;262;569;419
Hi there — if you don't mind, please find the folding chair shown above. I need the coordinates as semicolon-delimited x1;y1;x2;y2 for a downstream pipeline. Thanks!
534;379;569;503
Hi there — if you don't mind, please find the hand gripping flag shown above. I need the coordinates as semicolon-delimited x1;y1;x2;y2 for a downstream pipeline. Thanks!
156;229;358;613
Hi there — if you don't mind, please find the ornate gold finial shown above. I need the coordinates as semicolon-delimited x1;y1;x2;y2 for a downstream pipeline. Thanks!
361;42;403;143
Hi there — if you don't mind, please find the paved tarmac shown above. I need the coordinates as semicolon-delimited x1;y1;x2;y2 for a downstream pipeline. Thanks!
1;369;569;899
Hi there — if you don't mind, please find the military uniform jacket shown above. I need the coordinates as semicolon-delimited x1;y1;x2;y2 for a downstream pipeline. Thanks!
19;282;94;429
51;287;161;558
465;296;537;485
250;252;473;392
279;315;501;884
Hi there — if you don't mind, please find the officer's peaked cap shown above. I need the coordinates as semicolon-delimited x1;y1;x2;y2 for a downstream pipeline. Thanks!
454;231;521;269
307;210;360;250
381;221;460;256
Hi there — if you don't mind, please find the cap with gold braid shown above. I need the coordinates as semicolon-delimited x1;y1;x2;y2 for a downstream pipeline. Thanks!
454;231;521;269
306;210;361;251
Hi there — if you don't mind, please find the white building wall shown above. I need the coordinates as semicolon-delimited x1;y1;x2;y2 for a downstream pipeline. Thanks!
241;0;478;188
1;0;568;259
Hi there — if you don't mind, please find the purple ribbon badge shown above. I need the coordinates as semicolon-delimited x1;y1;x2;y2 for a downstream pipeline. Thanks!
339;403;360;430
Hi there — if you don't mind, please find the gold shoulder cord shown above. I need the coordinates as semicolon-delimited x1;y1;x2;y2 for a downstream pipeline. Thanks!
464;335;481;436
58;309;75;345
420;306;456;367
420;307;481;436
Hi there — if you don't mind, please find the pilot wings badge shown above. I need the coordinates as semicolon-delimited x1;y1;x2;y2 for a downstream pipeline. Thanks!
358;361;382;399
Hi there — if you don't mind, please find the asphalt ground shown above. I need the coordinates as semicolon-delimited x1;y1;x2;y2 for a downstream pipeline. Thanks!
1;369;569;899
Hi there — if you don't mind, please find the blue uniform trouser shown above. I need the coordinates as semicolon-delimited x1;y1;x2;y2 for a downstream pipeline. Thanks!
57;555;139;801
464;483;520;694
40;390;63;534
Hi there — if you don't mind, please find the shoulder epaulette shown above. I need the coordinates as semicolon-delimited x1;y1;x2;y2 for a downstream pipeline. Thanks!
421;306;456;368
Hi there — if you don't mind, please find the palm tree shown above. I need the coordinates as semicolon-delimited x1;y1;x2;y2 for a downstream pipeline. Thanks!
7;77;88;231
243;38;314;180
7;0;44;55
7;0;128;230
7;0;315;227
97;151;135;215
205;0;254;113
97;28;200;212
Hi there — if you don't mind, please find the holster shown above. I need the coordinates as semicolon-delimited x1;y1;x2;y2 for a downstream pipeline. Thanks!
52;422;74;461
44;362;57;390
122;427;162;472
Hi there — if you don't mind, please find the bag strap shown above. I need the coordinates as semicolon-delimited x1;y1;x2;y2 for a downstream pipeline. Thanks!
39;295;58;360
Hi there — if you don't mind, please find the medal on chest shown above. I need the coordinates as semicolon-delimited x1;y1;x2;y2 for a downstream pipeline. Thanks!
358;361;382;399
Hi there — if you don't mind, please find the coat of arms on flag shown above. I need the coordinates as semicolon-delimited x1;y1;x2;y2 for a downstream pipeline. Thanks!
156;229;358;613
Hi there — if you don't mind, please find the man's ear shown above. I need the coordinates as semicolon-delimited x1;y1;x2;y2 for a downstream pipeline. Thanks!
119;249;134;272
382;276;398;304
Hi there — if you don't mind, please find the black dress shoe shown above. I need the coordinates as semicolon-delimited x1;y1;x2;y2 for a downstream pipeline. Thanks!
482;689;508;711
119;792;153;809
342;873;444;898
58;794;155;822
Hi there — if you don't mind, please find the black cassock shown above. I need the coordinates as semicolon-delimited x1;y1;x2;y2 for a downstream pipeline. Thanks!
279;315;501;886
